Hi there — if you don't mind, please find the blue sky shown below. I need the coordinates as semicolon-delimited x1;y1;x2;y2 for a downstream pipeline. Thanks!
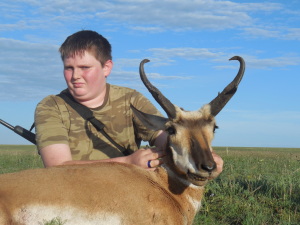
0;0;299;147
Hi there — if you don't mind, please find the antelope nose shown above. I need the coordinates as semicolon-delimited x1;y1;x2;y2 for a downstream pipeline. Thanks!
201;163;216;172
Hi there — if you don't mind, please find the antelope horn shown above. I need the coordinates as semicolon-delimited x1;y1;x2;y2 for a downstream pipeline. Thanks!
139;59;177;119
209;56;245;117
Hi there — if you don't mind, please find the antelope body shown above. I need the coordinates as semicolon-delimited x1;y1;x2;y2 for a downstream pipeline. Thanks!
0;56;245;225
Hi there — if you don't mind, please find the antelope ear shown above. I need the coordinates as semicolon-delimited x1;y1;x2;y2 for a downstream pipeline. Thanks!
131;104;168;131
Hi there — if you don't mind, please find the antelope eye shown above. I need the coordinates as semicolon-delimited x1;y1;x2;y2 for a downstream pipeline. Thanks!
213;125;219;133
166;126;176;135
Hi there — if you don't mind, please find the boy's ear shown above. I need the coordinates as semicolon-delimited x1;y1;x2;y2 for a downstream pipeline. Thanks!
104;60;113;77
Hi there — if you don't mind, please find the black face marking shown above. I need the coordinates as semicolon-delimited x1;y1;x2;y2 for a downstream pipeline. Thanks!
213;125;219;133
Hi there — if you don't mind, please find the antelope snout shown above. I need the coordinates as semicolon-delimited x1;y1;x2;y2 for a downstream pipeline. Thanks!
201;162;216;173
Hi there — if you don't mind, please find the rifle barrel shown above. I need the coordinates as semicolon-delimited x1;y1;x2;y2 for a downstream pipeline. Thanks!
0;119;15;131
0;119;36;145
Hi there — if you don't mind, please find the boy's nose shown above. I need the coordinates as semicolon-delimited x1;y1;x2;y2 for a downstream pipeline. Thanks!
72;69;81;79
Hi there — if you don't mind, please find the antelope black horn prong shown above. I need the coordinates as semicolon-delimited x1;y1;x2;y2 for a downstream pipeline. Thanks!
209;56;245;117
139;59;177;119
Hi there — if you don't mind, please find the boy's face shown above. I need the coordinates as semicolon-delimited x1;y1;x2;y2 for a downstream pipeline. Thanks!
63;50;112;104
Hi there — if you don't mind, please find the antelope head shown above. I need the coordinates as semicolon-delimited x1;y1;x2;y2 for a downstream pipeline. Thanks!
131;56;245;186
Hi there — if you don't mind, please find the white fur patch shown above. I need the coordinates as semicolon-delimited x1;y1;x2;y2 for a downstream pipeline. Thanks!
187;195;202;212
175;104;212;121
170;145;190;174
13;205;122;225
170;144;198;175
163;164;203;212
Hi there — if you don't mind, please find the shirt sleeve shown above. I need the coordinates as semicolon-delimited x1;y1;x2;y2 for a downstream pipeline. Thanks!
34;95;69;150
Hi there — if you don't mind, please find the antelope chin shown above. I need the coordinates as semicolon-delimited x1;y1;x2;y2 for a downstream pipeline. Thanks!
187;171;208;186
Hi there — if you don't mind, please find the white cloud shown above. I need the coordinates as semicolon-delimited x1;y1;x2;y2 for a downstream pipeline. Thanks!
148;48;224;60
242;27;281;39
0;0;287;33
242;27;300;41
283;28;300;41
94;0;257;30
130;26;164;33
242;55;300;69
0;38;64;101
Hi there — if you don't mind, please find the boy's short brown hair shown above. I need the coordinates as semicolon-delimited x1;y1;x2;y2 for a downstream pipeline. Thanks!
59;30;112;66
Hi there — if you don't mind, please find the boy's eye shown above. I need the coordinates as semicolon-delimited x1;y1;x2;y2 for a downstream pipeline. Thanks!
64;67;73;71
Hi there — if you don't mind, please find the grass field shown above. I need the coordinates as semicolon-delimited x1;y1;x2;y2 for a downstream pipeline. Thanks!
0;145;299;225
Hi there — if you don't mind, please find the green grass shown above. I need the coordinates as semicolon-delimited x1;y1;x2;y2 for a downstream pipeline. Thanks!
0;145;43;173
194;147;300;225
43;217;67;225
1;145;299;224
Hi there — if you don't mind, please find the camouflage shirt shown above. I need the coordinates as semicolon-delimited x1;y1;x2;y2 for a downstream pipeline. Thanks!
35;84;163;160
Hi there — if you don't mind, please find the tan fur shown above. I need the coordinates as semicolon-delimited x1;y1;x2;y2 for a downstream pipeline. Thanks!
0;162;205;225
0;104;218;225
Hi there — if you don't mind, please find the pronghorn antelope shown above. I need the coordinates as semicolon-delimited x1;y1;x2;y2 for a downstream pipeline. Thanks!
0;56;245;225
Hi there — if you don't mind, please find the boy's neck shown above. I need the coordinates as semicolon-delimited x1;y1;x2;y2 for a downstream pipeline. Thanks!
73;84;109;109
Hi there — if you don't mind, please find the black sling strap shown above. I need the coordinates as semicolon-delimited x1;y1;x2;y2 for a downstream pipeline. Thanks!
57;90;133;156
